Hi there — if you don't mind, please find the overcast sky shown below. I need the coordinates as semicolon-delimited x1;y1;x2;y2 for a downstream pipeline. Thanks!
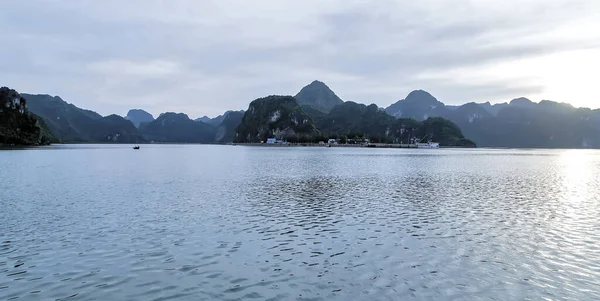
1;0;599;118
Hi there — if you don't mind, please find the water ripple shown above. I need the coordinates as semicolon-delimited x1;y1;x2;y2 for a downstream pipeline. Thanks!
1;146;599;300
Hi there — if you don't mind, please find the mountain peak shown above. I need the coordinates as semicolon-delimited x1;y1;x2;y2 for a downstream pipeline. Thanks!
405;90;439;105
126;109;154;128
384;90;446;120
308;80;326;86
158;112;190;120
295;80;343;113
195;116;212;123
509;97;535;107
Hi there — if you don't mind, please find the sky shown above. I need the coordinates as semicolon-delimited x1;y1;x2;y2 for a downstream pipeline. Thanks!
1;0;599;118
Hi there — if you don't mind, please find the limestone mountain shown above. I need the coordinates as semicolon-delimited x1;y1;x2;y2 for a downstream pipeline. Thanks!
24;94;145;143
126;109;154;128
487;101;600;148
0;87;57;145
195;110;243;127
16;84;600;148
235;96;319;143
318;102;394;137
471;99;600;148
139;113;216;143
509;97;537;109
214;110;245;143
300;105;327;125
140;113;216;143
384;90;600;148
441;103;496;146
385;90;449;120
195;116;212;123
478;101;509;116
414;117;477;147
318;101;475;146
446;102;494;124
295;80;344;113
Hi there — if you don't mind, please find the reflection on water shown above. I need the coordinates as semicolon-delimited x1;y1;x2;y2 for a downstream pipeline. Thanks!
1;145;599;300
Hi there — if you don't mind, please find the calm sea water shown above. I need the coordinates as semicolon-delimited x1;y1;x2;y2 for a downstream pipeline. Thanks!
1;145;599;300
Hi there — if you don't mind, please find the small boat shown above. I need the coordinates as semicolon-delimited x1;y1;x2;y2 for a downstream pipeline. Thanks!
416;141;440;149
133;146;140;150
411;136;440;149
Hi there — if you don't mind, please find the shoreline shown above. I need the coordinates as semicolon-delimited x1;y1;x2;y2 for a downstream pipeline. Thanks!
1;142;472;149
6;143;600;150
232;143;472;149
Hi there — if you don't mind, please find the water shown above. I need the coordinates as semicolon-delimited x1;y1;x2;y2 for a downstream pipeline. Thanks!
1;145;599;300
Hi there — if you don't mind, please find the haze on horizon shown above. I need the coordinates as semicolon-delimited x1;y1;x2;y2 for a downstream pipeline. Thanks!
1;0;599;118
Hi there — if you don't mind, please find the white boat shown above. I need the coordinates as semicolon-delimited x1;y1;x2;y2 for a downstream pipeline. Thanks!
416;141;440;149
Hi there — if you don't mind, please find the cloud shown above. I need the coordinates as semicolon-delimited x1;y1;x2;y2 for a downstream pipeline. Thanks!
87;60;182;77
0;0;599;117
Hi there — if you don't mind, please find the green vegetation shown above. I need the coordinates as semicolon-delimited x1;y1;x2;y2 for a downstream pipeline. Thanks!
0;87;58;145
215;111;244;143
24;94;145;143
300;105;326;124
313;102;474;146
295;80;344;113
385;90;447;119
317;102;394;141
195;111;242;127
21;92;244;144
457;101;600;148
235;96;319;143
384;89;600;148
414;117;476;147
11;81;481;147
235;95;475;147
140;113;216;143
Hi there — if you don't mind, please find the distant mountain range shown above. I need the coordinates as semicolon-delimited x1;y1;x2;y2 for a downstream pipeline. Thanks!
19;95;244;144
213;111;245;143
8;80;600;148
384;91;600;148
194;110;244;127
139;112;216;143
24;94;144;143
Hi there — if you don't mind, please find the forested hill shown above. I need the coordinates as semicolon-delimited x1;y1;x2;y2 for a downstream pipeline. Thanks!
235;96;319;143
234;96;475;147
17;79;598;148
24;94;145;143
384;90;600;148
0;87;57;145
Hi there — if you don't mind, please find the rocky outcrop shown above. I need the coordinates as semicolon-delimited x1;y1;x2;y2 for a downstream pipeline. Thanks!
235;96;319;143
126;109;154;128
0;87;58;145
